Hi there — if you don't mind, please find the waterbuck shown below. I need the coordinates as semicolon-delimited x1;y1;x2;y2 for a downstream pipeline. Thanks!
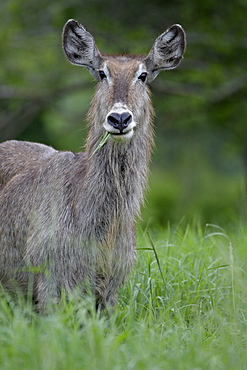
0;20;186;311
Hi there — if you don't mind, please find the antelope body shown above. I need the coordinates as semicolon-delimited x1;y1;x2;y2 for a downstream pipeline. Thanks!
0;20;186;310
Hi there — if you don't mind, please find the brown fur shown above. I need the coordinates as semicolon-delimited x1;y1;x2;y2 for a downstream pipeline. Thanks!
0;20;185;311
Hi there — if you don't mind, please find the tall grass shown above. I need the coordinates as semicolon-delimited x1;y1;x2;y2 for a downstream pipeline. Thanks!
0;222;247;369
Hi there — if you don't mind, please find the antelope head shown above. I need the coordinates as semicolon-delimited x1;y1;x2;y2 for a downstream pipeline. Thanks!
62;20;186;142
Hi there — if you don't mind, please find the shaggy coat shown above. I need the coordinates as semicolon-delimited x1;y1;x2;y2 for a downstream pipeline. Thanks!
0;20;186;310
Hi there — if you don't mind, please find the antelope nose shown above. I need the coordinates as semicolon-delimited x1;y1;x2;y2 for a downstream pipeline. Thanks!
107;112;132;132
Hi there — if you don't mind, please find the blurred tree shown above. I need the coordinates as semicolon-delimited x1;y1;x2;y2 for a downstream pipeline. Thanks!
0;0;246;223
0;0;245;144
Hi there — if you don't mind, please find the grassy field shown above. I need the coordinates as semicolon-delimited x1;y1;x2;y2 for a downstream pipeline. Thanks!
0;222;247;369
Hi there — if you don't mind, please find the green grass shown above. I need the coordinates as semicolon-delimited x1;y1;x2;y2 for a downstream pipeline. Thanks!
1;222;247;369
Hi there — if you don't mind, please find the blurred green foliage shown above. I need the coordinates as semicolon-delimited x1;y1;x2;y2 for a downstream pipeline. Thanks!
0;0;246;226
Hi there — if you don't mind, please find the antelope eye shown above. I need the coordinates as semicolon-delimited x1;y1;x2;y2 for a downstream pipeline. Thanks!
99;70;107;80
138;72;148;82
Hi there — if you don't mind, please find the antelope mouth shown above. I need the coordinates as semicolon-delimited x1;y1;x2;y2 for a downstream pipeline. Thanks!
108;129;134;142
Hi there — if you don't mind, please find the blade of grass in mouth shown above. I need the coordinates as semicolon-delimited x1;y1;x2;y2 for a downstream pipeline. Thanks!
91;131;111;156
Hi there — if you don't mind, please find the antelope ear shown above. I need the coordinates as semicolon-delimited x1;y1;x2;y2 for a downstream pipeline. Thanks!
145;24;186;82
62;19;103;80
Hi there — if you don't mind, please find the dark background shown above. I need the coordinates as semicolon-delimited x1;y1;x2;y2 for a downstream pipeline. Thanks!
1;0;246;227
